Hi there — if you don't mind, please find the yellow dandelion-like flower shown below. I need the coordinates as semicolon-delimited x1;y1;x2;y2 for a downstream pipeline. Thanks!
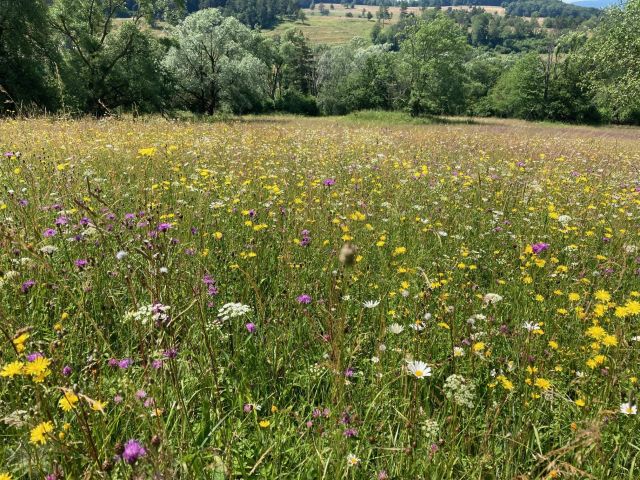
138;147;156;156
0;361;24;378
58;391;79;412
602;335;618;347
625;300;640;315
89;399;107;413
0;473;13;480
534;378;551;390
472;342;486;352
259;420;271;428
30;421;54;445
614;306;629;318
586;325;606;341
23;357;51;382
496;375;514;391
594;290;611;302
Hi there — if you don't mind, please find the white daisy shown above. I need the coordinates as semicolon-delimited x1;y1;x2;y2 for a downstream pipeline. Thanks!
620;402;637;415
346;453;360;466
362;299;380;309
406;360;432;379
523;321;540;332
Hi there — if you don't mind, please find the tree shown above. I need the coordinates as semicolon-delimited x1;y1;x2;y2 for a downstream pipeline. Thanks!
163;8;269;114
49;0;166;114
488;53;545;120
0;0;58;113
581;0;640;123
401;15;469;116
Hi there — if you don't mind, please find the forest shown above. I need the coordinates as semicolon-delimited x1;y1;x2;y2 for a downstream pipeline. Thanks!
1;0;639;124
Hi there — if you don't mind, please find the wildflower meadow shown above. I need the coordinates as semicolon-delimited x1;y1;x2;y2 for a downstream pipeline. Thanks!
1;116;639;479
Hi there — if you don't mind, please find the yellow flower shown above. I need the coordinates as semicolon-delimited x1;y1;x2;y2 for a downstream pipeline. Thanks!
594;290;611;302
23;357;51;382
12;333;29;346
602;335;617;347
58;391;79;412
496;375;514;390
568;292;580;301
534;378;551;390
575;398;586;407
30;421;54;445
259;420;271;428
89;399;107;413
0;361;24;378
472;342;486;352
393;246;406;256
138;147;156;156
0;473;13;480
585;325;606;341
625;300;640;315
548;340;559;350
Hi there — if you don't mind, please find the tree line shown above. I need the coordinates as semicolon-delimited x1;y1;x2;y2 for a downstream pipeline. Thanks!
1;0;639;124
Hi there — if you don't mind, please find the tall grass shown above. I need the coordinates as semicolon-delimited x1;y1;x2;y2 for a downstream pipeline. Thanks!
0;117;639;479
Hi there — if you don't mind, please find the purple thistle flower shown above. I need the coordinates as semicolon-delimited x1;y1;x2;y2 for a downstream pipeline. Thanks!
296;294;312;304
343;428;358;438
531;242;550;255
323;178;336;186
156;222;171;232
74;259;88;269
135;390;147;399
55;216;69;226
122;439;146;464
43;228;57;237
245;322;256;333
118;358;133;369
62;366;72;376
21;280;35;293
163;348;178;359
26;352;44;362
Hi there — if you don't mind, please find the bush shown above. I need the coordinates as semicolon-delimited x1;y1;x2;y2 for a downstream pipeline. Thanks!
275;90;320;115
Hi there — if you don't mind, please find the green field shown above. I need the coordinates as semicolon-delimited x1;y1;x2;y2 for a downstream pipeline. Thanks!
1;115;640;478
268;4;509;44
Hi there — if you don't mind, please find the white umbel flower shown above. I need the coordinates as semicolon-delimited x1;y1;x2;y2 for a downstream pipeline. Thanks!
218;302;252;321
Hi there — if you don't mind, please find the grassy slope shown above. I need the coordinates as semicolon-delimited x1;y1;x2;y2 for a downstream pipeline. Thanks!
267;4;508;44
